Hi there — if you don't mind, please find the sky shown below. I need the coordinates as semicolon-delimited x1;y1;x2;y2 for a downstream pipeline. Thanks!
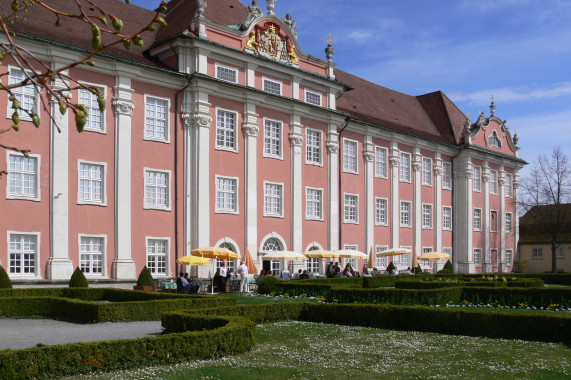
136;0;571;179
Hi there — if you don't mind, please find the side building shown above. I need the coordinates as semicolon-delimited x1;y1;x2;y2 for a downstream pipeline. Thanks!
0;0;525;284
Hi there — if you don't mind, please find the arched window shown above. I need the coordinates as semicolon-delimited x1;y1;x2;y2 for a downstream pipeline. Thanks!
262;237;283;275
217;242;237;272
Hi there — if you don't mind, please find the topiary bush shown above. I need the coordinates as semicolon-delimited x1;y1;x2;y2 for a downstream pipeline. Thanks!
258;276;278;294
413;264;422;274
69;267;88;288
436;269;454;275
386;261;396;274
136;266;154;287
443;260;453;272
0;265;12;289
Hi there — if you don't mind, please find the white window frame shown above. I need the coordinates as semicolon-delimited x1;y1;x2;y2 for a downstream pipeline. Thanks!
343;138;358;174
78;82;107;134
422;157;432;186
6;66;38;120
398;245;412;266
263;77;282;96
400;152;411;182
375;146;388;178
77;160;107;206
305;187;323;221
490;169;498;195
144;94;170;143
443;206;452;230
343;244;358;269
473;165;481;192
263;181;284;218
490;210;498;232
375;197;388;226
6;152;41;201
474;208;482;231
305;128;323;166
400;201;412;227
143;168;171;211
422;203;433;229
215;175;239;214
442;162;452;190
304;89;322;106
146;237;170;277
215;108;238;152
78;234;106;277
343;193;359;224
7;231;40;277
531;247;543;259
505;249;512;266
505;173;513;198
505;212;512;233
263;118;283;160
375;245;388;268
474;248;482;266
215;63;238;84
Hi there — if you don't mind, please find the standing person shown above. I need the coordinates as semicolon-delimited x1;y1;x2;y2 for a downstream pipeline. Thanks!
282;267;290;280
334;262;341;276
326;262;334;278
219;263;228;293
237;261;249;293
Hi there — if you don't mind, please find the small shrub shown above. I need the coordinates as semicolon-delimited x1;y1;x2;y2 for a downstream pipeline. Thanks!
69;267;88;288
413;264;422;274
437;269;453;275
386;261;396;275
0;265;12;289
136;266;154;286
443;260;453;272
258;276;278;294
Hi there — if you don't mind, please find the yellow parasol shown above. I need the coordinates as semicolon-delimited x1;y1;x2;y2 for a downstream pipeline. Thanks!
243;249;258;274
176;255;212;265
337;249;368;259
302;249;341;259
261;251;307;261
376;248;413;257
367;247;375;269
191;246;239;260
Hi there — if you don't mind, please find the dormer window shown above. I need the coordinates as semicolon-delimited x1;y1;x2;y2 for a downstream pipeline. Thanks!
305;90;322;106
263;77;282;96
216;64;238;84
488;130;502;148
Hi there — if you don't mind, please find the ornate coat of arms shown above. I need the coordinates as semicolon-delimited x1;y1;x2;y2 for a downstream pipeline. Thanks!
245;23;298;66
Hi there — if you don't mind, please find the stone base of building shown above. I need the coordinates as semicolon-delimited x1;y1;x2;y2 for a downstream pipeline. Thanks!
112;259;137;280
46;258;74;280
455;261;475;274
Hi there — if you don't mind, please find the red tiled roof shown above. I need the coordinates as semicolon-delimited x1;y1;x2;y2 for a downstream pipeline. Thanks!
336;70;461;145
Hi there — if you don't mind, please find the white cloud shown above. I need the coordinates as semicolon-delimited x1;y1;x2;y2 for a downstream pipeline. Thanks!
448;83;571;105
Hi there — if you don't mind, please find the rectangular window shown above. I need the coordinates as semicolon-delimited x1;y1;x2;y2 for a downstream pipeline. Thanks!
400;201;411;227
422;204;433;229
505;173;513;198
8;233;36;275
264;119;282;158
375;198;388;225
532;247;543;259
443;206;452;230
399;246;411;266
474;208;482;231
506;249;512;266
442;162;452;190
375;146;387;178
147;239;167;275
490;169;498;195
8;154;38;199
216;64;237;83
145;97;168;141
9;68;36;115
375;246;388;268
264;182;283;217
490;210;498;232
263;78;282;95
505;212;512;233
343;139;358;173
216;176;238;213
79;162;104;204
556;247;565;259
306;258;319;273
474;248;482;266
79;86;104;132
306;188;322;220
80;236;103;274
216;110;236;150
305;129;322;165
344;194;358;223
144;169;169;209
422;157;432;186
400;152;411;182
473;166;481;191
305;90;321;106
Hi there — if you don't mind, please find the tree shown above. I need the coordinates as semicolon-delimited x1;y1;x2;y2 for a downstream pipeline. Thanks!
519;146;571;273
0;0;167;177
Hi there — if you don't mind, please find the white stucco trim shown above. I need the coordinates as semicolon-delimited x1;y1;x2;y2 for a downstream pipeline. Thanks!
262;76;282;96
304;241;324;252
305;186;325;221
76;159;108;206
6;230;42;279
342;137;359;174
78;81;108;134
214;174;240;215
374;146;389;179
374;197;389;226
5;151;42;202
214;62;239;84
143;167;172;211
304;127;324;167
214;237;242;259
145;236;171;278
143;94;171;144
262;117;284;160
77;233;108;278
304;89;322;107
259;232;288;253
263;180;285;218
343;192;360;224
214;107;239;153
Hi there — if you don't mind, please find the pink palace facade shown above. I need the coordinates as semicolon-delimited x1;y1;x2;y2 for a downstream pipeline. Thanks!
0;0;526;283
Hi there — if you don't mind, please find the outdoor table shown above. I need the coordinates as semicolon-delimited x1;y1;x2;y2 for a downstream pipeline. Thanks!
160;281;177;292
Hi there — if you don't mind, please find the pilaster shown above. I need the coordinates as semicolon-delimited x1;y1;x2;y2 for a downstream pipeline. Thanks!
111;76;136;280
390;142;400;249
453;155;473;273
289;115;304;254
413;148;422;259
364;136;375;254
327;125;340;251
243;104;259;256
513;172;520;267
434;153;443;252
482;163;491;273
499;167;507;272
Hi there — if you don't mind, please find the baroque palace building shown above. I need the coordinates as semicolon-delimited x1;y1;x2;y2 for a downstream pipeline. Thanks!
0;0;525;283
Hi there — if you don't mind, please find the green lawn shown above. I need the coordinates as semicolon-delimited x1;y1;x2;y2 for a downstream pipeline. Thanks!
71;321;570;380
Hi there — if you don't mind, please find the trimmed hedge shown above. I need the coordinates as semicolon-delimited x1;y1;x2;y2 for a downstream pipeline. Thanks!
69;267;88;288
0;265;12;289
394;278;544;289
0;315;255;380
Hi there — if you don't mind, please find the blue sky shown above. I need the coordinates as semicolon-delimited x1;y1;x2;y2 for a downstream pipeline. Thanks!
136;0;571;178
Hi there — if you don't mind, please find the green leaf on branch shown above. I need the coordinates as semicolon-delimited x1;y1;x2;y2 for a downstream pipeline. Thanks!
111;17;123;33
97;95;105;112
59;101;67;115
133;35;144;47
157;17;167;27
75;105;87;132
123;39;131;50
31;113;40;128
11;111;19;126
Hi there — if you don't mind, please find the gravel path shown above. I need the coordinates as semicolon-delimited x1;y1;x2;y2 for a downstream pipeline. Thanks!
0;319;164;350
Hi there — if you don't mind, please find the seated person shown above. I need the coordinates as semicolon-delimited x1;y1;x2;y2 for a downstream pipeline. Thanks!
293;269;302;280
299;269;309;279
179;272;199;294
